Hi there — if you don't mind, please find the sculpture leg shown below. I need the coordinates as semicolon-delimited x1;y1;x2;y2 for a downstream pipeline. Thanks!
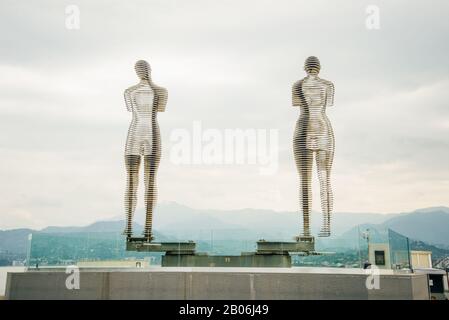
124;155;141;237
316;150;334;237
143;153;160;241
294;145;313;237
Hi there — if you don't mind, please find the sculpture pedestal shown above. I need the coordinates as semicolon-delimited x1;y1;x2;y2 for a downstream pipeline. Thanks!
126;237;316;268
126;238;196;255
161;252;292;268
256;237;315;255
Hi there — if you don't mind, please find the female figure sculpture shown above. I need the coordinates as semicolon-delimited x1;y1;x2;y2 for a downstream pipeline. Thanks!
123;60;168;241
292;56;335;237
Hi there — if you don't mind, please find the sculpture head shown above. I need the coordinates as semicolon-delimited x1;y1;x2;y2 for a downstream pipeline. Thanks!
135;60;151;80
304;56;320;76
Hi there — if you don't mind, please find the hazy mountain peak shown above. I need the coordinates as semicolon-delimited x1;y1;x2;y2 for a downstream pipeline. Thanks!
412;206;449;214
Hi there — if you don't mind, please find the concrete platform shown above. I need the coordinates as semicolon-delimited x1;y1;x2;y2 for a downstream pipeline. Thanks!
126;240;196;254
126;239;316;267
5;267;429;300
161;253;291;267
256;239;315;254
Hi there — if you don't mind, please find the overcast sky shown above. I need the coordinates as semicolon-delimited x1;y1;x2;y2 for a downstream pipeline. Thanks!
1;0;448;229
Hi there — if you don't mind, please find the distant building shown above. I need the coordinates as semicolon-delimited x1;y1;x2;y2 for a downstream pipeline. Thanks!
366;237;448;299
364;228;411;270
410;251;432;269
368;243;391;269
414;268;448;300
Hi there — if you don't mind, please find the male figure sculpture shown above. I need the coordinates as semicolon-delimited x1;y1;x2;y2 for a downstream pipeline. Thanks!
123;60;168;241
292;56;335;237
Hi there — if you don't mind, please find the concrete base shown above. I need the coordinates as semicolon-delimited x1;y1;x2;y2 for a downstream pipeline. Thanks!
6;267;429;300
126;240;196;254
256;239;315;254
126;239;316;268
162;253;291;267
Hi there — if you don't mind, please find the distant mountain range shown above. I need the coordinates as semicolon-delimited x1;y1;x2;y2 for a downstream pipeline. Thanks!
340;207;449;248
134;202;449;247
380;207;449;247
1;203;449;258
42;221;143;234
0;228;33;255
127;202;397;241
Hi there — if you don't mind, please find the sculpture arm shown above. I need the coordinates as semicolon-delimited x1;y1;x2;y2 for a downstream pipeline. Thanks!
124;89;132;112
156;87;168;112
292;80;302;107
325;81;334;107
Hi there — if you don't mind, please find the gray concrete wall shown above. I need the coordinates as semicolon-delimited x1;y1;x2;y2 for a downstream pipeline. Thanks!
162;254;291;267
6;268;429;300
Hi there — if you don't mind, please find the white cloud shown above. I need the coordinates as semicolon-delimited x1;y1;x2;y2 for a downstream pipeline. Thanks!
0;0;448;228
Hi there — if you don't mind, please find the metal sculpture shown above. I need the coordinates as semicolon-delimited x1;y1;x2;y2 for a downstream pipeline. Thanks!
292;56;335;237
123;60;168;241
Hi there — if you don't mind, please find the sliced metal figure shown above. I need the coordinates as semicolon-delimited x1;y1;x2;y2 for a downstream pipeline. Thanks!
292;56;335;237
124;60;167;241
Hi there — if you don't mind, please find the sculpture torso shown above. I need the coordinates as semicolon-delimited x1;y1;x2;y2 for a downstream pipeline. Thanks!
293;76;334;152
125;81;163;156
